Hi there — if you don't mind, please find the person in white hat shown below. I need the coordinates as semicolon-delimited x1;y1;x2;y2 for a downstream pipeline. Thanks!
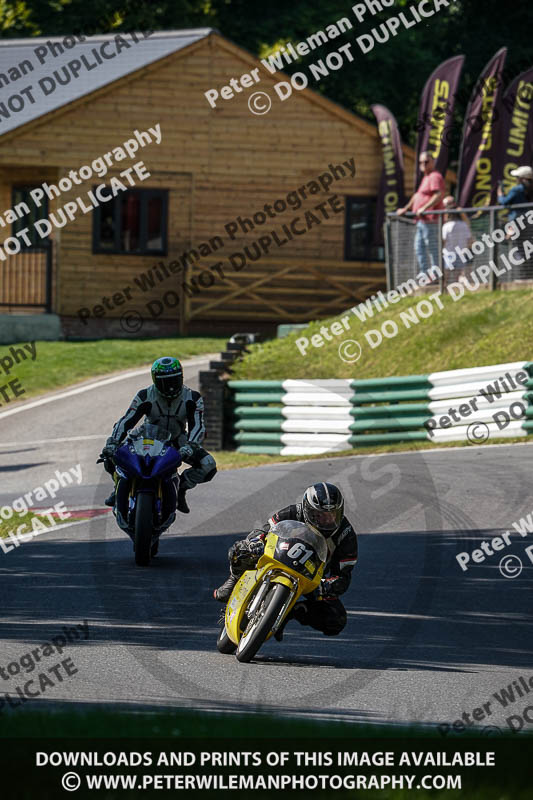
498;166;533;222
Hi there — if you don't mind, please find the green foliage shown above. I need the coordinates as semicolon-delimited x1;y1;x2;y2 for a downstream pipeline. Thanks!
0;336;224;399
0;1;529;154
0;0;36;34
230;290;533;381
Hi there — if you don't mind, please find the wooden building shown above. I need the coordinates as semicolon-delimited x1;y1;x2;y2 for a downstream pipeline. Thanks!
0;28;420;337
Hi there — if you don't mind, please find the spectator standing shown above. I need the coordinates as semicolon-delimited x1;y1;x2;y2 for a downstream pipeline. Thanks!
498;165;533;222
498;166;533;280
442;196;472;271
397;152;446;274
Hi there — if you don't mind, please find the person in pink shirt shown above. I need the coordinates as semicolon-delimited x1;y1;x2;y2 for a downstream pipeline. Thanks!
397;152;446;274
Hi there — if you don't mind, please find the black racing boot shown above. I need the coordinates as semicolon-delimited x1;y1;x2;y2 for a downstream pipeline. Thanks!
214;575;238;603
177;488;190;514
104;491;116;507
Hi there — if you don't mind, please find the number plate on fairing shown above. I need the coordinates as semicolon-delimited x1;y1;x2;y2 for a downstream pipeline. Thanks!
274;538;320;578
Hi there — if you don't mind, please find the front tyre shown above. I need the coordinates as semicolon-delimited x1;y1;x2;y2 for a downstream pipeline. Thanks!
236;583;290;663
134;493;154;566
217;624;237;654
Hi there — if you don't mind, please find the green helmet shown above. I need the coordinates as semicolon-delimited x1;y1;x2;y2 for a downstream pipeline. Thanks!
151;356;183;398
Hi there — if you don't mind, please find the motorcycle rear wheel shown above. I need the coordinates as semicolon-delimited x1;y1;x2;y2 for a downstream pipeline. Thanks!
134;493;154;566
217;624;237;654
236;583;290;663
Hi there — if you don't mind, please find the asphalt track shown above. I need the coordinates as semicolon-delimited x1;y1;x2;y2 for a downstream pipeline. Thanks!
1;355;532;731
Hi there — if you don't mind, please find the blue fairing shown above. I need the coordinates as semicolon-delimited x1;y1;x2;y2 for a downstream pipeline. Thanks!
152;448;182;476
115;446;142;476
114;444;182;477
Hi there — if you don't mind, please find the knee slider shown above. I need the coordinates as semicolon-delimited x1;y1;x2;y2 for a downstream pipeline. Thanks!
203;466;217;482
201;454;217;482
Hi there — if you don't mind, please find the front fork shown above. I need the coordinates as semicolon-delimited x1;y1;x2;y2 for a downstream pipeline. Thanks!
126;478;164;523
246;570;299;635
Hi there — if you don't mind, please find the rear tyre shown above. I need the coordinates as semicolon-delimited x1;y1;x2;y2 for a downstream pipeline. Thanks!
236;583;290;663
217;624;237;654
134;493;154;566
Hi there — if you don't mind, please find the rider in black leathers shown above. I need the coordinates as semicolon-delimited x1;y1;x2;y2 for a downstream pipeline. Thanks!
214;483;357;637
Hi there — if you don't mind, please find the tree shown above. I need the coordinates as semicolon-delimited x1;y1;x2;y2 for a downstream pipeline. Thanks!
1;0;531;151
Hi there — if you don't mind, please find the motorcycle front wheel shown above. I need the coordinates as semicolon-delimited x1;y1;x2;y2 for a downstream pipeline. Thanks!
217;624;237;654
134;493;154;566
236;583;290;663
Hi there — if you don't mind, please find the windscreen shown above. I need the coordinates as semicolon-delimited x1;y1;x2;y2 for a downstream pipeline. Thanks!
129;423;171;443
271;520;328;562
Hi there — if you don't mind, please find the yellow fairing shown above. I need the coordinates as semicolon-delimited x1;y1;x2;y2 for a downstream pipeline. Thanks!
224;532;324;645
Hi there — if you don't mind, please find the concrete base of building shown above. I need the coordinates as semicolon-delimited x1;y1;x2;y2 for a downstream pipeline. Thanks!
0;313;63;344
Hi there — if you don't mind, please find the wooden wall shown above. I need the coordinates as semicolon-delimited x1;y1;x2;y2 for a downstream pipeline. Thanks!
0;33;416;330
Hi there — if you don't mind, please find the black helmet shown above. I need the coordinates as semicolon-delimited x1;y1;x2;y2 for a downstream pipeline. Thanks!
151;356;183;399
302;483;344;537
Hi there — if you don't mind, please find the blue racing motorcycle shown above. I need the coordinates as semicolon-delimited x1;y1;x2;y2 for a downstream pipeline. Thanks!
106;423;182;566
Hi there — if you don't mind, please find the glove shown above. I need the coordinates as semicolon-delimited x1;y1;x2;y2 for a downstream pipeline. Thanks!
229;539;263;573
319;578;337;598
97;441;118;464
180;442;194;460
247;538;265;557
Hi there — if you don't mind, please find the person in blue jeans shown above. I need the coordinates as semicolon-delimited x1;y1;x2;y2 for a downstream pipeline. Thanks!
498;165;533;279
397;152;445;275
498;165;533;222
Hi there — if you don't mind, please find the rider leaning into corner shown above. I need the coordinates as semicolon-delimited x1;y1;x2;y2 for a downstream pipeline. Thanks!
100;356;217;513
214;482;358;638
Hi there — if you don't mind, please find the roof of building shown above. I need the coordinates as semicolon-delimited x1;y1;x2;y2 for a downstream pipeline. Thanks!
0;28;213;135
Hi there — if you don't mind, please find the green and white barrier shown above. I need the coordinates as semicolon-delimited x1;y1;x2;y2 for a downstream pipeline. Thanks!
228;362;533;455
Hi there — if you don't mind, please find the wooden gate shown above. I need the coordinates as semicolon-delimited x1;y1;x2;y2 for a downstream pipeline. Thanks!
184;257;386;325
0;241;53;312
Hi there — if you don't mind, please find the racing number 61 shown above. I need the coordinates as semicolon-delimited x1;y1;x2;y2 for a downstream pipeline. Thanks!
287;542;313;564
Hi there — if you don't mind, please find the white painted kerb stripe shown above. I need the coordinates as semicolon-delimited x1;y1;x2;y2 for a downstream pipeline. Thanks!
0;356;211;421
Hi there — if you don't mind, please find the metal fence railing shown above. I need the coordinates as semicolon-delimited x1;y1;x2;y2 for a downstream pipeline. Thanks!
385;202;533;293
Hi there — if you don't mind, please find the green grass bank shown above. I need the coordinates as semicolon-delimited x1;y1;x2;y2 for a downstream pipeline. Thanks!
0;337;225;401
231;290;533;381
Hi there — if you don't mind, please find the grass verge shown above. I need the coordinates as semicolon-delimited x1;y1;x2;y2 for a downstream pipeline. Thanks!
211;436;533;471
0;512;91;540
0;337;225;401
230;290;533;381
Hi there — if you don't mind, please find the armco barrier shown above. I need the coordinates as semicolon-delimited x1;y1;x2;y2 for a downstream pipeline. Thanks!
228;362;533;455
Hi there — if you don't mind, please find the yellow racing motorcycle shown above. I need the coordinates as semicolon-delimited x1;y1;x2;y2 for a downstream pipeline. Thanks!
216;520;328;662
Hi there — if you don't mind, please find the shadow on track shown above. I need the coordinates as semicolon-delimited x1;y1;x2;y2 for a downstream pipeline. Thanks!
1;525;531;676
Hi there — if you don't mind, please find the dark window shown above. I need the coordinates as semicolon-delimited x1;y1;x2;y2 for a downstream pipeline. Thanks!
344;196;384;261
12;186;49;249
93;189;168;255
